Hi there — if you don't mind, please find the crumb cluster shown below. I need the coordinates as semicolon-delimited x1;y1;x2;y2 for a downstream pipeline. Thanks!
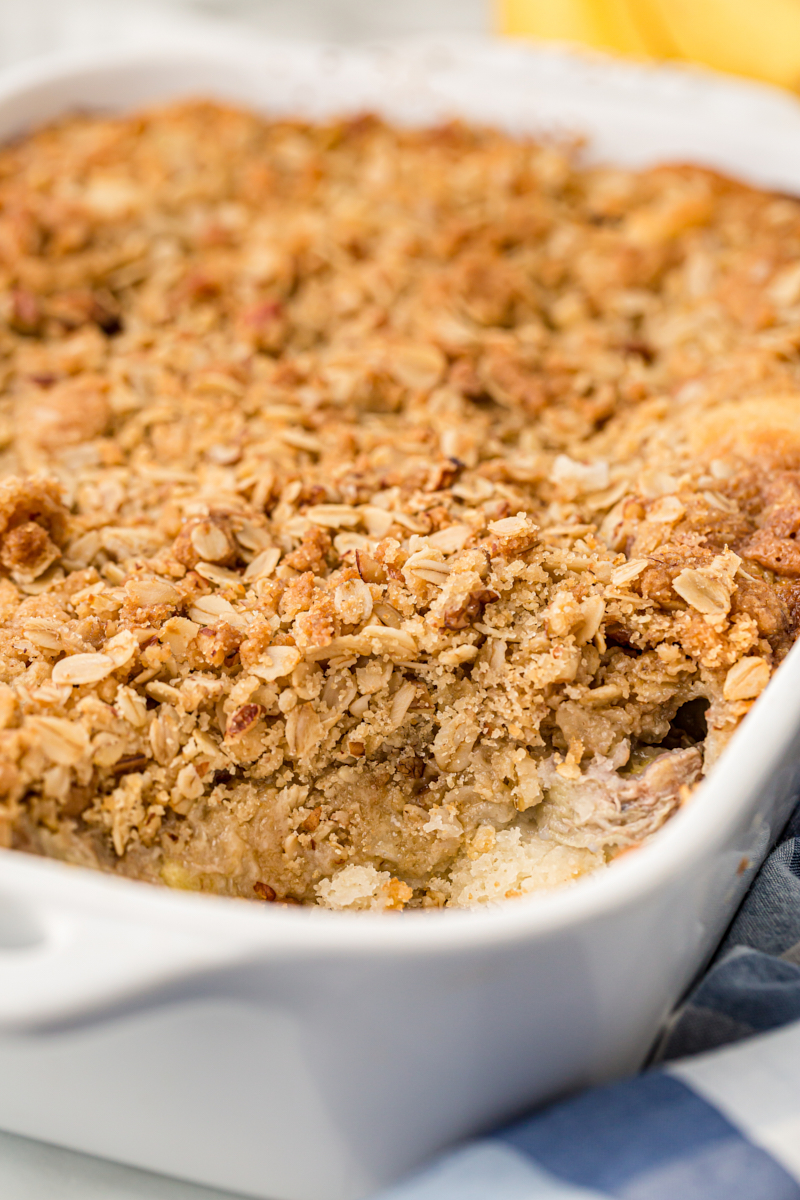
1;102;799;909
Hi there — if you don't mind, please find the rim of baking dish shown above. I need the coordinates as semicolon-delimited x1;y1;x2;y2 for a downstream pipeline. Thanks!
1;40;800;958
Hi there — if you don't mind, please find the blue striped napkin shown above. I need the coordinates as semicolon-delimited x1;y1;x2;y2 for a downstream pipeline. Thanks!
377;806;800;1200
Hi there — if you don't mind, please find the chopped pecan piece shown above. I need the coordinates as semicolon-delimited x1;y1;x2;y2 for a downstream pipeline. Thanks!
443;588;499;630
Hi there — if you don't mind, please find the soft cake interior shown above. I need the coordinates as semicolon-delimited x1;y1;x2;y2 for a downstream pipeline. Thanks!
0;102;799;909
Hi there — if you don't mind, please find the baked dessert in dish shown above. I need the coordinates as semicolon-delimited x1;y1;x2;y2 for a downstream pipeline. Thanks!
0;101;798;910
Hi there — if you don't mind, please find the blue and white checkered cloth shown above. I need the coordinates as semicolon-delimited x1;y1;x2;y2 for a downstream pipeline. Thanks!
378;805;800;1200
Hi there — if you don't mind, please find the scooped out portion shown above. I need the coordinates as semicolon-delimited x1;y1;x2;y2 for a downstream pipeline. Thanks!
0;101;799;909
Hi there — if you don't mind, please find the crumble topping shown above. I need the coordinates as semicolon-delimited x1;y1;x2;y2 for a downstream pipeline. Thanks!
1;101;799;908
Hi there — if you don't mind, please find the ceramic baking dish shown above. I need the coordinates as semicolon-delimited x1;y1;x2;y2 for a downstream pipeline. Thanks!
2;36;800;1200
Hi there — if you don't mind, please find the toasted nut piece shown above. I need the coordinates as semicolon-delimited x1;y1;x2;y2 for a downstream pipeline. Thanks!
196;623;242;668
225;703;264;740
443;588;499;630
372;601;402;628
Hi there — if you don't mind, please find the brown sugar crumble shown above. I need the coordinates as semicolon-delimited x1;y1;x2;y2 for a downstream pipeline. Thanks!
1;102;800;909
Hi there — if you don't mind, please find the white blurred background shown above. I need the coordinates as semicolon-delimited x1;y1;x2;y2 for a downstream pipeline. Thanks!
0;0;488;68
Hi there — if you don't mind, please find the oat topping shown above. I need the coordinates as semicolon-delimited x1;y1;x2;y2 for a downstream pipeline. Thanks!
1;102;800;908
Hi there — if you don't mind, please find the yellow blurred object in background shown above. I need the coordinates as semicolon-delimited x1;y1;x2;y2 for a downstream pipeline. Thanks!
499;0;800;91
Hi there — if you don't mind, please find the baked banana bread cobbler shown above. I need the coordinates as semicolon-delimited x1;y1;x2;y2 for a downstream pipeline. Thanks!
1;102;799;909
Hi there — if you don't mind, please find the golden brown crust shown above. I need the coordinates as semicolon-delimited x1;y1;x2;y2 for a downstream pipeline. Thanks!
1;102;799;908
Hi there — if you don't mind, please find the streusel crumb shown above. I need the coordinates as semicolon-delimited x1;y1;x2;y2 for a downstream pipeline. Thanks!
1;102;799;908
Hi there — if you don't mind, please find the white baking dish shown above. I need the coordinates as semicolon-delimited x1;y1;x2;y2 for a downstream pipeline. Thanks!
2;37;800;1200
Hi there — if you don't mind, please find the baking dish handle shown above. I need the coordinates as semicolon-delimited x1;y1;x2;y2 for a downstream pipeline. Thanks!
0;899;255;1032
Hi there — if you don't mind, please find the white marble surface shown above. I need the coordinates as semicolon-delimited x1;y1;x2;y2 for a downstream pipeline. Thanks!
0;0;487;68
0;5;487;1197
